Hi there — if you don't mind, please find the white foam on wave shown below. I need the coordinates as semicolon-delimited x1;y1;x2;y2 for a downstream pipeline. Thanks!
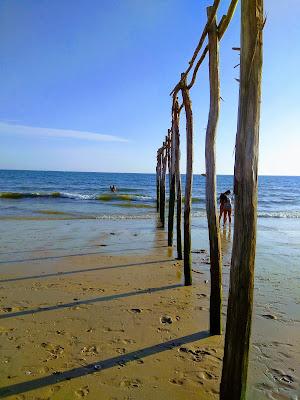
95;214;154;220
60;192;96;200
258;211;300;219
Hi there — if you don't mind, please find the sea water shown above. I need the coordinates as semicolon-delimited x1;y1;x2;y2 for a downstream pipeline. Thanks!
0;170;299;220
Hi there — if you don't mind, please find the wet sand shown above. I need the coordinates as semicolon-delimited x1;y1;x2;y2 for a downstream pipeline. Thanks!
0;218;299;399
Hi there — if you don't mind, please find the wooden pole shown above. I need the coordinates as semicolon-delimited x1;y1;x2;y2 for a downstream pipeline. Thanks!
159;148;164;224
174;98;183;260
168;107;177;247
167;130;171;190
220;0;263;398
205;6;222;335
181;76;193;286
156;150;161;213
160;144;167;227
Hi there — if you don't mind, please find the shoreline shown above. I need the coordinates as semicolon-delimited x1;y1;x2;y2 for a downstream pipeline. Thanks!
0;218;299;399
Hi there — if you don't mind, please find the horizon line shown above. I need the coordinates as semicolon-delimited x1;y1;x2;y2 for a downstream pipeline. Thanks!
0;168;299;177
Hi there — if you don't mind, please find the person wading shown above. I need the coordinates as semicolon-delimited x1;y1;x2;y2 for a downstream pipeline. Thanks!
219;190;232;225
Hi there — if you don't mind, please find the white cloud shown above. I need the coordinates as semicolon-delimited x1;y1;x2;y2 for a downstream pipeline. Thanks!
0;122;128;143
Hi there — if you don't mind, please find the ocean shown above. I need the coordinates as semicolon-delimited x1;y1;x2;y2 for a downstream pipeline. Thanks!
0;170;299;220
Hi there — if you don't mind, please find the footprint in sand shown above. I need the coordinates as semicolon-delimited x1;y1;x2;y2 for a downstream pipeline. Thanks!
130;308;142;313
81;345;100;356
169;378;185;385
0;306;27;313
50;385;61;393
160;315;173;324
120;378;142;388
41;342;64;359
200;371;217;380
261;313;277;320
75;386;89;397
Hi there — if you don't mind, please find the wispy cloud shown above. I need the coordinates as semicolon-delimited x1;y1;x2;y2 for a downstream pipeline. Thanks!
0;122;128;143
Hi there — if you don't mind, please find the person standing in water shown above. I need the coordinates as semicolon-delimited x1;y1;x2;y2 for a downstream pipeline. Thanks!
219;190;232;225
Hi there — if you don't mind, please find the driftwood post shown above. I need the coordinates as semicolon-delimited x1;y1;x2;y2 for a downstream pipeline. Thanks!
220;0;263;398
205;6;222;335
160;143;167;227
167;130;172;190
174;97;183;259
168;104;177;246
181;75;193;286
159;148;164;224
156;150;161;213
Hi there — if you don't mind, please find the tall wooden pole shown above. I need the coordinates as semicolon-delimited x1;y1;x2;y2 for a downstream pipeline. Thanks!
156;150;161;213
159;148;164;224
181;75;193;286
220;0;263;398
160;143;167;227
168;106;177;246
205;7;222;335
167;130;172;190
174;98;183;260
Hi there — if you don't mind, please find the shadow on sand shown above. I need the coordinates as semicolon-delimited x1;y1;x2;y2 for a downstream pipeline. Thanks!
0;331;209;398
0;259;174;283
0;283;182;320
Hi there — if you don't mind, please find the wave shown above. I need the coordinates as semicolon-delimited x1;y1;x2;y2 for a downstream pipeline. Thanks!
258;211;300;219
0;191;62;199
0;191;154;202
192;210;300;219
110;203;155;209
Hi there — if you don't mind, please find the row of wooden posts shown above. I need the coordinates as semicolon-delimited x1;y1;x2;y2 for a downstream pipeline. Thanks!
155;1;263;399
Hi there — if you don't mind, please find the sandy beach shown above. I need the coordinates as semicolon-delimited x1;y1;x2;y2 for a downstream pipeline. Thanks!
0;218;299;399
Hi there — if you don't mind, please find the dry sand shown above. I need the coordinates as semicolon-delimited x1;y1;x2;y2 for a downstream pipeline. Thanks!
0;219;299;399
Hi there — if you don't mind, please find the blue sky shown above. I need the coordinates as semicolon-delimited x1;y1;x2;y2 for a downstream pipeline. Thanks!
0;0;299;175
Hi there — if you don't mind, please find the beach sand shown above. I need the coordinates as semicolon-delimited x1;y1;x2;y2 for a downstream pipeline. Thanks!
0;218;299;399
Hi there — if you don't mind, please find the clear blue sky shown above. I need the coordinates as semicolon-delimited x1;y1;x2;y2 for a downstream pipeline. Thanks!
0;0;299;175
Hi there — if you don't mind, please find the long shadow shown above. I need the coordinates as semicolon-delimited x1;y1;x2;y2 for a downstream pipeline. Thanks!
0;284;182;320
0;331;208;398
0;238;167;256
0;245;167;265
0;259;173;283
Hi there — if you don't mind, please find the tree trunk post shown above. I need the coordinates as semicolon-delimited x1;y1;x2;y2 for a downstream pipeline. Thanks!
160;144;167;227
168;105;177;247
181;76;193;286
174;98;183;260
220;0;263;398
156;150;161;213
167;130;172;190
205;6;223;335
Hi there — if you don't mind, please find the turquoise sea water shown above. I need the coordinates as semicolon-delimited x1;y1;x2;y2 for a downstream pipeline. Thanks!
0;170;299;219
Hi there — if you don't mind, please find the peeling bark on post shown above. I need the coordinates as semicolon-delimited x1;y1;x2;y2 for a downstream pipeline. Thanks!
220;0;263;398
181;76;193;286
174;98;183;259
168;103;177;247
205;6;222;335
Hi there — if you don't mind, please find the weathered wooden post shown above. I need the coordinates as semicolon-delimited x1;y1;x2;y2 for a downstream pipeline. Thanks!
159;147;164;224
181;75;193;286
167;130;172;190
160;143;167;227
205;6;222;335
174;97;183;260
156;149;161;213
220;0;263;398
168;104;177;247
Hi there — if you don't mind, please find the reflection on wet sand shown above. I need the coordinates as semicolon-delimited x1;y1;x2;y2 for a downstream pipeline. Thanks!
220;225;232;257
